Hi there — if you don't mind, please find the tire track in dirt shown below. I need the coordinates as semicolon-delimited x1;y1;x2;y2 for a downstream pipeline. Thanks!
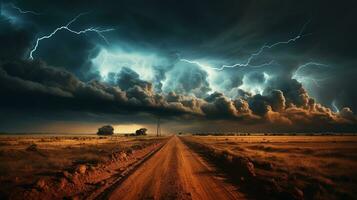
106;136;244;200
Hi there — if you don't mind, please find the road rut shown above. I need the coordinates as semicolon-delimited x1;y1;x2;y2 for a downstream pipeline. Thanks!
107;136;244;200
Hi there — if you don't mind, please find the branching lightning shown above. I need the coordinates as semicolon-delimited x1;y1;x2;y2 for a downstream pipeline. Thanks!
293;63;341;113
293;62;328;75
181;20;311;71
29;13;115;59
292;62;329;87
10;3;41;15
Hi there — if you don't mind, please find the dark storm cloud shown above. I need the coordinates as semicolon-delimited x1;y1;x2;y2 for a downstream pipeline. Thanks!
0;60;177;115
115;67;150;90
0;59;356;131
0;21;32;60
0;0;357;132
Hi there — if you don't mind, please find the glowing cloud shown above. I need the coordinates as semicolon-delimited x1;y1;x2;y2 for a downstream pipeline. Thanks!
91;48;169;82
238;72;272;95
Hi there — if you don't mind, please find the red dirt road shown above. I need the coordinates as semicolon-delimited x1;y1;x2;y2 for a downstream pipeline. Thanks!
108;136;244;200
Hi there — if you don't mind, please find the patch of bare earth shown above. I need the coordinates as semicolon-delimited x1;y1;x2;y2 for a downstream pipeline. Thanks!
0;135;168;199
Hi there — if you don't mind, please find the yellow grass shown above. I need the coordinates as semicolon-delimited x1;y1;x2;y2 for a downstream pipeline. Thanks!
0;135;164;197
185;135;357;199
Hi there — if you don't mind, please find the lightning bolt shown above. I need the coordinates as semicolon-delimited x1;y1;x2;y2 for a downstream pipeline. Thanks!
179;59;212;69
29;13;115;59
10;3;41;15
181;20;311;71
292;62;329;87
214;60;275;71
180;59;275;71
293;62;328;74
332;100;339;113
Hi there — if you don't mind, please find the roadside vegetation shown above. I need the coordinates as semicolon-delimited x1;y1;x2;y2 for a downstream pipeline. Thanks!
0;135;167;199
182;135;357;200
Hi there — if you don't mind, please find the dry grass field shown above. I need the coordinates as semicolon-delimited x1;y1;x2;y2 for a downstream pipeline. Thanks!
182;135;357;199
0;135;167;199
1;134;356;200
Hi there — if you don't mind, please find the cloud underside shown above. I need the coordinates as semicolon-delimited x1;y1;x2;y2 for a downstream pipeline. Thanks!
1;60;356;132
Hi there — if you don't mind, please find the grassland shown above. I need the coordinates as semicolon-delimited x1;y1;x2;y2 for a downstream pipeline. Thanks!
182;135;357;199
1;134;356;200
0;135;167;199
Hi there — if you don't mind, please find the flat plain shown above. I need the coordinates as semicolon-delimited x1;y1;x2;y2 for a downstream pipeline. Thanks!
0;135;167;199
0;134;356;200
182;135;357;199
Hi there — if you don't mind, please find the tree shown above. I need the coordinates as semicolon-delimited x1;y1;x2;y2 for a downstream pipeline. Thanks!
97;125;114;135
135;128;147;136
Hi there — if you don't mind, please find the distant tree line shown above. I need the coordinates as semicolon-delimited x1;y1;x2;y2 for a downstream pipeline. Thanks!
97;125;148;136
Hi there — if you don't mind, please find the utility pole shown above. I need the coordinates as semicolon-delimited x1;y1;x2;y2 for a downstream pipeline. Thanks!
156;117;161;137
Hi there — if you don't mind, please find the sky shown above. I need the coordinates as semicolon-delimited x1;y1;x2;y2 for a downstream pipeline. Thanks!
0;0;357;133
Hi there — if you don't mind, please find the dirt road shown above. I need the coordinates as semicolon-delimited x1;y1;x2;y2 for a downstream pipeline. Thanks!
107;136;244;200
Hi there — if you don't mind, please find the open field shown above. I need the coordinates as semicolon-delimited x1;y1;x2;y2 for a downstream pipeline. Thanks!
0;134;356;200
182;135;357;199
0;135;168;199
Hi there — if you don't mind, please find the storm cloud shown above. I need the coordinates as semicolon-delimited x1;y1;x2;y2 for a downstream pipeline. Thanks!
0;59;356;132
0;0;357;132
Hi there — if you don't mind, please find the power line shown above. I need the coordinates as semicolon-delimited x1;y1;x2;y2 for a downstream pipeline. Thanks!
156;117;161;137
